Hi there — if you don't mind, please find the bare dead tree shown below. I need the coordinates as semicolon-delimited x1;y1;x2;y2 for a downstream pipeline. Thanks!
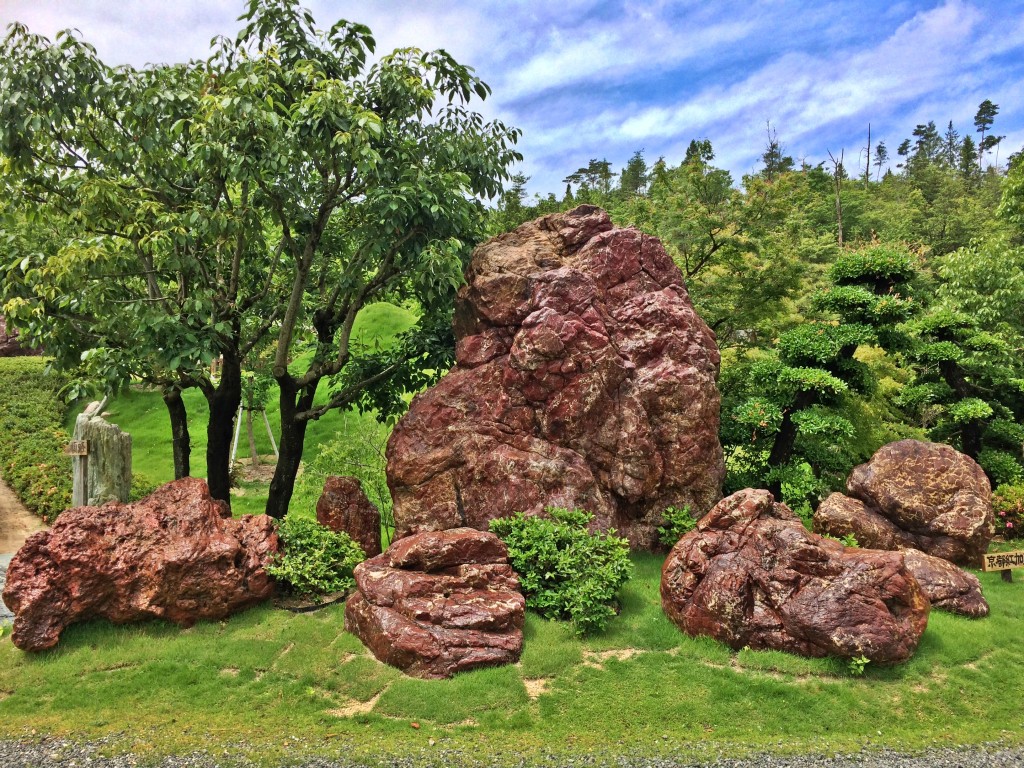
827;149;845;247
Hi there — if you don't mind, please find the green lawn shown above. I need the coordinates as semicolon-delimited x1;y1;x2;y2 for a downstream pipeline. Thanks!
0;555;1021;766
6;299;1024;764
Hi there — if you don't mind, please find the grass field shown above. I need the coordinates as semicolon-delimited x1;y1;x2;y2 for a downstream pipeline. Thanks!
4;299;1024;765
0;555;1021;766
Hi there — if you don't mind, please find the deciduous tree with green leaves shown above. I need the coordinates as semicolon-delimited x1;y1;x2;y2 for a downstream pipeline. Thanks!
0;0;521;517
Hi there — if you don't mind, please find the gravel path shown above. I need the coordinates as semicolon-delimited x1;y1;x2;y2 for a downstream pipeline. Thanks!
0;739;1022;768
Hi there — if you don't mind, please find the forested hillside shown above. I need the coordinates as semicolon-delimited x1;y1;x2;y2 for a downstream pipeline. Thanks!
488;110;1024;524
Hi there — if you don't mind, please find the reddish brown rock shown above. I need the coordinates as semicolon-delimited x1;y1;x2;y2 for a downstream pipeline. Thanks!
814;493;920;551
661;489;929;664
1;478;278;652
387;206;724;549
900;548;988;618
344;527;524;679
0;315;39;357
315;476;381;558
815;440;994;566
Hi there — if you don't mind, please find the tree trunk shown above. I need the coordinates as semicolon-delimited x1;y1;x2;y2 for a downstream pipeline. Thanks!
206;352;242;504
766;391;817;499
265;376;318;519
834;168;844;247
938;359;983;459
162;386;191;479
864;123;871;190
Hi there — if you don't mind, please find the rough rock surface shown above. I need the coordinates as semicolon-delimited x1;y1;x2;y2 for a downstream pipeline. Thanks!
387;206;724;549
316;476;381;558
661;489;929;663
344;527;524;679
814;440;993;566
901;548;989;618
1;478;278;651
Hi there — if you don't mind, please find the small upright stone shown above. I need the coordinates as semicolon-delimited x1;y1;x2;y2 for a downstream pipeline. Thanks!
344;528;524;679
315;476;381;558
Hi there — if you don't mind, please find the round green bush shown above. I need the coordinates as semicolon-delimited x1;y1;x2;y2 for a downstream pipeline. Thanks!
489;507;633;636
266;516;366;600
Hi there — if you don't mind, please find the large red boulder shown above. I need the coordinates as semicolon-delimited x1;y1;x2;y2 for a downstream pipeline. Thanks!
1;478;278;652
344;528;525;679
315;476;381;558
661;489;929;664
814;440;994;566
386;206;724;549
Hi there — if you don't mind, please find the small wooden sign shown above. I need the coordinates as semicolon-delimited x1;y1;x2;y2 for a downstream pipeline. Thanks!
982;550;1024;572
65;440;89;457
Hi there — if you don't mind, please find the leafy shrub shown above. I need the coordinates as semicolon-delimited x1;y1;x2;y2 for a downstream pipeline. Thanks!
978;449;1024;487
129;472;160;503
266;516;366;600
489;507;633;636
0;358;71;521
657;505;696;546
992;484;1024;540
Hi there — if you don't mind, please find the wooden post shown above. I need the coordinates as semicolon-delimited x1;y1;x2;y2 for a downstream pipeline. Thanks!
982;550;1024;583
262;410;279;459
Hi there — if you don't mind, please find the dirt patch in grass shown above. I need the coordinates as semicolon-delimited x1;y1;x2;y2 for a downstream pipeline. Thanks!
234;457;279;484
328;690;385;718
524;678;551;699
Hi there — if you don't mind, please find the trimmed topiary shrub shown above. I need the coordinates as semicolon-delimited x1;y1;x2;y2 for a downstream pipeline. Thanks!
0;357;71;521
489;507;633;636
266;516;366;600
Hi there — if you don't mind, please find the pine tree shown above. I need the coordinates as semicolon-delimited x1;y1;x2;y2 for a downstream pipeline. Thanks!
974;99;999;169
722;245;918;515
943;120;960;167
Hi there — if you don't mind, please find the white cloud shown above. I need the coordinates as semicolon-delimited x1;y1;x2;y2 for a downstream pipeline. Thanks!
1;0;1022;194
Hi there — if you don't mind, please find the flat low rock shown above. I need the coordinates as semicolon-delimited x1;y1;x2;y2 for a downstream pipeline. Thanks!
815;440;994;566
661;489;929;664
1;478;278;652
902;548;989;618
344;527;524;679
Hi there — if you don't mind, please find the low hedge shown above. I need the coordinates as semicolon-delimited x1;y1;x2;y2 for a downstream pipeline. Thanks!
0;357;71;522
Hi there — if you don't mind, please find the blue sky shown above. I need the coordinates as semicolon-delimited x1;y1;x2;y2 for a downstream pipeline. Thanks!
3;1;1023;198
